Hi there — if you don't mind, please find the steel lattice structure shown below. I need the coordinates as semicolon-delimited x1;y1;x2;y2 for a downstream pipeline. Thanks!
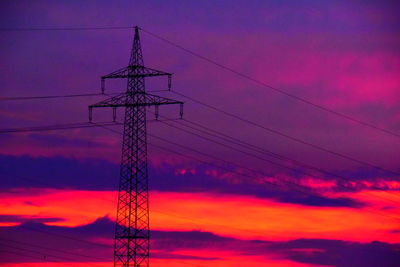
89;26;183;267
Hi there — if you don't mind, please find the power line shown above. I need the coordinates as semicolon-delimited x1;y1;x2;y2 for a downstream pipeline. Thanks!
154;130;400;207
0;121;397;220
0;229;204;267
100;123;400;220
151;119;400;206
0;242;103;267
139;27;400;139
156;120;330;188
148;139;400;221
0;119;179;134
0;93;103;101
0;92;126;101
0;140;212;265
0;26;134;31
16;223;111;249
2;134;399;258
98;124;400;220
2;26;397;173
0;237;110;262
1;23;397;265
149;134;314;195
170;90;400;177
2;90;397;193
1;134;304;239
2;90;396;199
174;118;400;201
0;122;120;134
2;94;397;194
2;25;397;138
0;249;50;265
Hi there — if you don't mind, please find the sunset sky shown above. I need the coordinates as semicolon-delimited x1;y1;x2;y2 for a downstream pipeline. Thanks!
1;0;400;266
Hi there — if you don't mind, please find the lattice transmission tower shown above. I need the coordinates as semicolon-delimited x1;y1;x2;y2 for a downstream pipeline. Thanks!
89;26;183;266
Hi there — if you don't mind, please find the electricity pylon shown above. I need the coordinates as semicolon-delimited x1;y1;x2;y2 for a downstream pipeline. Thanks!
89;26;183;267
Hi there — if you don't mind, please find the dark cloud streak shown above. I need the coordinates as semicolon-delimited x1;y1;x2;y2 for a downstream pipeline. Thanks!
0;155;367;208
1;217;399;266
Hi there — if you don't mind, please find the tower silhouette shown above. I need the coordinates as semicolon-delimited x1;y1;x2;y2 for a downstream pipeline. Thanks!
89;26;183;266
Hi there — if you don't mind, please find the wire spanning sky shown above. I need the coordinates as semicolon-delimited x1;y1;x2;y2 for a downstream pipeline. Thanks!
0;1;399;266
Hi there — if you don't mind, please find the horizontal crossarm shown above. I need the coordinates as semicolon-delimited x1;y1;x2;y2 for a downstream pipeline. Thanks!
88;92;184;122
89;92;182;108
101;65;172;93
102;65;172;79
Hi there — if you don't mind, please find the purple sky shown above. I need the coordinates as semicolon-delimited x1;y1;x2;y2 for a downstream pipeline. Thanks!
0;1;399;266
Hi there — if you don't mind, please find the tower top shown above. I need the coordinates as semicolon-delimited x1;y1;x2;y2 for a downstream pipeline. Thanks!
129;26;144;66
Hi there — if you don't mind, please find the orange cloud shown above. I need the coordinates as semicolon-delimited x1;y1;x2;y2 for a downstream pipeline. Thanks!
0;257;321;267
1;188;399;243
0;249;322;267
0;188;116;227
